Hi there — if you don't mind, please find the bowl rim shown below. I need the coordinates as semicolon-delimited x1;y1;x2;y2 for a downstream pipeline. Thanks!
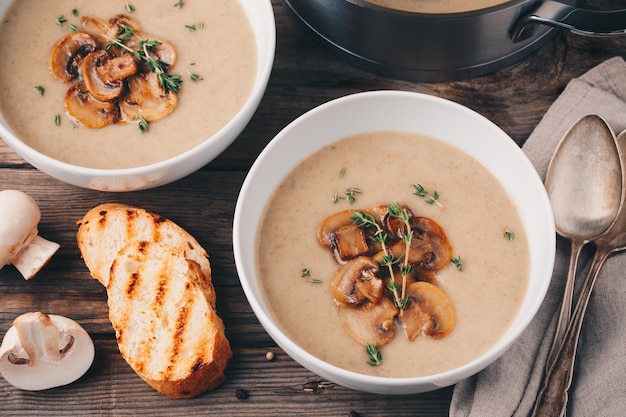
233;90;556;393
0;0;276;188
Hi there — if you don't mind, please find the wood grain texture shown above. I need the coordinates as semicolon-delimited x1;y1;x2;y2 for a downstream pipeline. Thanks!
0;0;625;415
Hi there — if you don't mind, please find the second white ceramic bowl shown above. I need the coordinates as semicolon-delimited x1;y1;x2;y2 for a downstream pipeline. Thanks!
233;90;555;394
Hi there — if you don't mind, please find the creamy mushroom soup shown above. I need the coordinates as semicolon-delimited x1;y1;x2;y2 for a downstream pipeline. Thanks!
365;0;511;13
257;131;530;377
0;0;256;169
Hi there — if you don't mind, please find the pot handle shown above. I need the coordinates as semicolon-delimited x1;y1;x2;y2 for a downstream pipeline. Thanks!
511;0;626;42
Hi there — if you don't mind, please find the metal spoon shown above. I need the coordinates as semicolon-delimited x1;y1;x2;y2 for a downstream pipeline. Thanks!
531;123;625;417
542;114;622;370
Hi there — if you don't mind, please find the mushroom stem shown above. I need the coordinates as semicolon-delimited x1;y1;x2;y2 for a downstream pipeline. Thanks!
0;190;60;280
12;235;61;280
12;312;64;365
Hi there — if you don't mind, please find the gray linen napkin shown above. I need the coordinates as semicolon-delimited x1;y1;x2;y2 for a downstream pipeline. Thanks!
450;56;626;417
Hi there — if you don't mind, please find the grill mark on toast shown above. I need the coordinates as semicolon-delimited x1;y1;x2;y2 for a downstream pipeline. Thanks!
164;282;194;380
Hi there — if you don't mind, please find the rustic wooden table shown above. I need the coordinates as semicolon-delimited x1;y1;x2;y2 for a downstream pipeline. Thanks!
1;1;625;416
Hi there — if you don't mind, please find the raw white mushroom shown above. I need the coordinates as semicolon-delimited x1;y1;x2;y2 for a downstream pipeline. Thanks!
0;312;95;391
0;190;60;279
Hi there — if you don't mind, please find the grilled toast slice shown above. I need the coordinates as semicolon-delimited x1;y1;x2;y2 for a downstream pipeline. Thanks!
108;240;231;398
76;203;215;307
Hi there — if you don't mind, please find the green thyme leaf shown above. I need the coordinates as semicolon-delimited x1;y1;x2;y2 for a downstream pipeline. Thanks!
366;343;382;366
451;256;463;271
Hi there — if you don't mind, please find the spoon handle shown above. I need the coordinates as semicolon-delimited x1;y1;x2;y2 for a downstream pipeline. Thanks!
531;247;611;417
545;240;585;369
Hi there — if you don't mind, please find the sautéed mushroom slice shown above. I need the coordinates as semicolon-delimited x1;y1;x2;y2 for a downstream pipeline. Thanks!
49;32;98;83
331;257;383;306
401;281;456;340
410;216;453;271
81;50;138;102
337;298;399;347
119;72;177;122
318;210;372;263
65;82;119;129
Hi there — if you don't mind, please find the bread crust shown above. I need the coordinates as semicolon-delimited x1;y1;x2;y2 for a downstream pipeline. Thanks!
76;204;230;398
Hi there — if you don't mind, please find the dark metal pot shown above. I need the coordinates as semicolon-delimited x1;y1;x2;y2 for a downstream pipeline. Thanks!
281;0;626;81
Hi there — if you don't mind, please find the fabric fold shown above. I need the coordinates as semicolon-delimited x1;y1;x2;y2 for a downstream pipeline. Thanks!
450;57;626;417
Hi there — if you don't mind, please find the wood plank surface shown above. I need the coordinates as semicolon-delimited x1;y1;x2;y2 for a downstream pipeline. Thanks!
1;0;625;416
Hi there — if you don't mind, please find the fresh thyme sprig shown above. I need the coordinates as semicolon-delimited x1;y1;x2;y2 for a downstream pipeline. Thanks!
387;202;413;315
351;210;403;310
366;343;382;366
106;28;183;94
413;184;442;207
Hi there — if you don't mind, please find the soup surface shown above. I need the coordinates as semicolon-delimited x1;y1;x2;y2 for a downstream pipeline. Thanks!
257;131;530;377
365;0;511;13
0;0;256;168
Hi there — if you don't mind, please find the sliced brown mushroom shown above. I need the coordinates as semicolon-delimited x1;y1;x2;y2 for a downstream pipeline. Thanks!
65;82;119;129
401;281;456;340
317;210;371;263
81;50;138;102
119;72;177;122
409;217;453;271
337;297;399;346
108;14;142;33
331;256;382;306
81;16;119;46
49;32;99;83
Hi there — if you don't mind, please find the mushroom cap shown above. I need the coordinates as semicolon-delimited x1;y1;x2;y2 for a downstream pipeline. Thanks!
317;209;359;248
119;72;177;122
81;16;119;46
0;312;95;391
65;82;119;129
0;190;40;268
337;297;399;346
401;281;456;340
81;49;138;102
49;32;99;83
331;256;382;306
409;217;453;271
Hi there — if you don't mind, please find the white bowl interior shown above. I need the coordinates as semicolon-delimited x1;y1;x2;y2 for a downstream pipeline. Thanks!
234;90;555;394
0;0;275;191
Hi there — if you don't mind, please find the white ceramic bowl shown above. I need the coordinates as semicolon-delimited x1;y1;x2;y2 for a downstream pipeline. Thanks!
233;90;555;394
0;0;275;192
